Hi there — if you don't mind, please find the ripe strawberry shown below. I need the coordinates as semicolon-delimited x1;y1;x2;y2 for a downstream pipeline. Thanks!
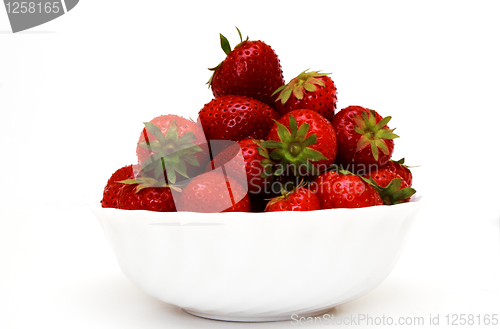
365;168;404;188
262;109;337;176
310;170;383;209
198;95;279;142
363;168;416;205
208;28;285;107
136;115;209;184
265;186;320;212
117;185;176;212
101;164;137;208
205;139;273;195
308;169;340;198
179;171;250;212
273;70;338;121
380;158;413;187
331;106;398;173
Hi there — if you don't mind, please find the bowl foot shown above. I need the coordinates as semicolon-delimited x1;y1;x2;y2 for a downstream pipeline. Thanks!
182;307;335;322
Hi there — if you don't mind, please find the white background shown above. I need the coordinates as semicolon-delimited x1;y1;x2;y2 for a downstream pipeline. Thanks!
1;1;499;328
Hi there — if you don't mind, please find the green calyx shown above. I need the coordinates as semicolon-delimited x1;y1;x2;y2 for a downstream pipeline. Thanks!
394;158;405;165
206;27;249;87
353;110;399;161
361;176;416;205
118;177;182;193
260;115;328;176
138;120;203;184
272;69;331;104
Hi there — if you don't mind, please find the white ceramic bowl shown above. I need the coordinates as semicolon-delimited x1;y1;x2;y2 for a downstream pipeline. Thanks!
89;196;424;322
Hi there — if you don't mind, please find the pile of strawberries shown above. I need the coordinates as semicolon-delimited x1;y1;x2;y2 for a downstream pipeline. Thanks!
101;28;416;213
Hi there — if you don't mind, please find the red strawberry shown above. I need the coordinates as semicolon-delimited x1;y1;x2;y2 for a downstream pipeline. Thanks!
117;185;176;212
364;168;416;205
310;170;382;209
365;168;405;188
205;139;273;195
101;164;137;208
208;28;285;107
380;158;413;186
265;186;320;212
331;106;398;174
308;169;340;198
198;95;279;142
179;171;250;213
274;70;338;121
262;109;337;176
136;115;209;184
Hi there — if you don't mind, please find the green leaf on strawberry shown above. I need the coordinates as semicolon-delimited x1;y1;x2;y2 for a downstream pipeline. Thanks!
139;120;203;184
118;176;182;193
261;114;328;176
377;178;416;205
353;110;399;161
219;33;232;55
273;69;331;104
360;175;416;205
394;158;405;165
